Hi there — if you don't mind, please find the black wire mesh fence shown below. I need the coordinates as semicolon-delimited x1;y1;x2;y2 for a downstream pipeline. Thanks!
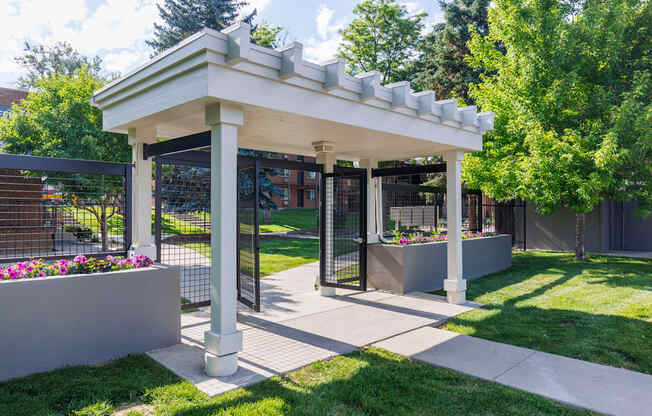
0;156;131;265
155;159;212;309
380;173;525;249
321;169;367;290
237;162;260;311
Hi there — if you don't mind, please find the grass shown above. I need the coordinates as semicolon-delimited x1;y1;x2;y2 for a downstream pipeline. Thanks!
0;348;588;416
184;238;321;277
258;208;318;233
439;250;652;375
67;208;205;239
194;208;319;233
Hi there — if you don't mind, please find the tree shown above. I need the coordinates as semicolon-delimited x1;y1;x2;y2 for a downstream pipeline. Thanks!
462;0;651;260
0;67;131;251
147;0;257;53
14;41;104;89
252;20;288;49
338;0;426;84
413;0;490;103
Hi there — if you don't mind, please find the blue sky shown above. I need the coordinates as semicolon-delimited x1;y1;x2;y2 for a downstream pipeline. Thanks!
0;0;444;88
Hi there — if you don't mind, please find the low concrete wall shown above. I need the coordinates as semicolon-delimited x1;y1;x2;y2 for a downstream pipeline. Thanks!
0;265;180;381
368;234;512;294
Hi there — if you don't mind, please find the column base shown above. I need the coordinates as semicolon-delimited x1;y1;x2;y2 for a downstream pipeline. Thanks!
443;279;467;304
446;291;466;304
205;351;238;377
131;244;156;259
320;286;336;296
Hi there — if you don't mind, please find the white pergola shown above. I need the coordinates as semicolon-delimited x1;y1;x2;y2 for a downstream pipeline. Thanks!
91;22;493;378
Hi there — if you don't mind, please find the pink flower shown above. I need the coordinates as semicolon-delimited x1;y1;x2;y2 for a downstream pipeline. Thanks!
74;255;87;264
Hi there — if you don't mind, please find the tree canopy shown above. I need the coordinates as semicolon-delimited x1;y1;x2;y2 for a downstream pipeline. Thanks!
14;41;105;89
413;0;490;103
147;0;257;53
0;67;131;250
338;0;426;84
462;0;651;258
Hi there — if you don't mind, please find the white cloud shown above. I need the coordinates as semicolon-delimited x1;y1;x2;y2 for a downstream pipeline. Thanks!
305;4;346;63
0;0;162;87
315;4;335;39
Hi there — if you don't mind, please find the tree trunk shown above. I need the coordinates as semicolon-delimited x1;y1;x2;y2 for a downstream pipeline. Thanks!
469;195;478;232
263;208;272;223
575;213;585;261
101;204;108;252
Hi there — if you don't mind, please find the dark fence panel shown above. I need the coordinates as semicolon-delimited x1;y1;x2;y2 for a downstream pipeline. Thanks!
380;172;525;250
0;154;131;264
154;157;211;310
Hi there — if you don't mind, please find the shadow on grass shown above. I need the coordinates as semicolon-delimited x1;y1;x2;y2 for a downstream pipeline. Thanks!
441;251;652;374
0;348;588;416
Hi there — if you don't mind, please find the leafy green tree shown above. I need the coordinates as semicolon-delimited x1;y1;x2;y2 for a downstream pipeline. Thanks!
0;68;131;250
147;0;257;53
338;0;426;84
252;21;287;49
413;0;490;103
463;0;651;259
14;41;104;89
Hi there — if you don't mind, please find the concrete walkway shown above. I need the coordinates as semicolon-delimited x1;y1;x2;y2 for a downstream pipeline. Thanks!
374;327;652;416
147;261;479;396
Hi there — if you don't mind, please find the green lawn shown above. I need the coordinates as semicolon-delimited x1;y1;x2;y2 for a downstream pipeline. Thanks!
257;208;318;233
0;348;587;416
67;208;205;238
184;238;320;277
439;251;652;375
194;208;319;233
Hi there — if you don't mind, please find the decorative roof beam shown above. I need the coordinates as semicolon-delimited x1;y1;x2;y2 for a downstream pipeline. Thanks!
477;112;494;131
279;42;307;79
456;106;478;127
435;99;458;121
385;81;417;110
223;22;252;64
323;58;347;91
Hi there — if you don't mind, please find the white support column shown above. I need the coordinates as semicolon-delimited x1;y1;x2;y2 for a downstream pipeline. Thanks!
204;102;244;377
355;158;380;244
128;128;156;259
313;141;336;297
443;150;467;304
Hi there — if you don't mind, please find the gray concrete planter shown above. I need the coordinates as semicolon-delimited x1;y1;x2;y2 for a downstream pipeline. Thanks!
0;265;180;381
368;234;512;294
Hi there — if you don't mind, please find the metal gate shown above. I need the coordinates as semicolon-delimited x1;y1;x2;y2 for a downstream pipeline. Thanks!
237;158;261;311
155;153;212;310
320;166;367;291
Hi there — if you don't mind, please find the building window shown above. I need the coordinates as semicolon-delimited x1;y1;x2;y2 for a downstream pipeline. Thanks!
307;171;316;179
306;190;316;200
281;188;289;200
280;169;290;177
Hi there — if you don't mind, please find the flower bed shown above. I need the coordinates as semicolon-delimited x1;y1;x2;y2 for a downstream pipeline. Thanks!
368;234;512;294
0;258;179;382
390;231;486;245
1;255;153;280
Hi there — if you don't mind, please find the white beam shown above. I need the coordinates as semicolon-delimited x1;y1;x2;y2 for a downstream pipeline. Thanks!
443;150;467;304
355;158;379;244
204;102;243;377
128;127;156;259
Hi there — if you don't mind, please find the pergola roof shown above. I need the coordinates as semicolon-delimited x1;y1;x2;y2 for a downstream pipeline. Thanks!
91;22;493;160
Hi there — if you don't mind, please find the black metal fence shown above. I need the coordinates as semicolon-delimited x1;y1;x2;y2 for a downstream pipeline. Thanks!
378;172;526;249
155;154;212;310
320;167;367;291
0;154;132;264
